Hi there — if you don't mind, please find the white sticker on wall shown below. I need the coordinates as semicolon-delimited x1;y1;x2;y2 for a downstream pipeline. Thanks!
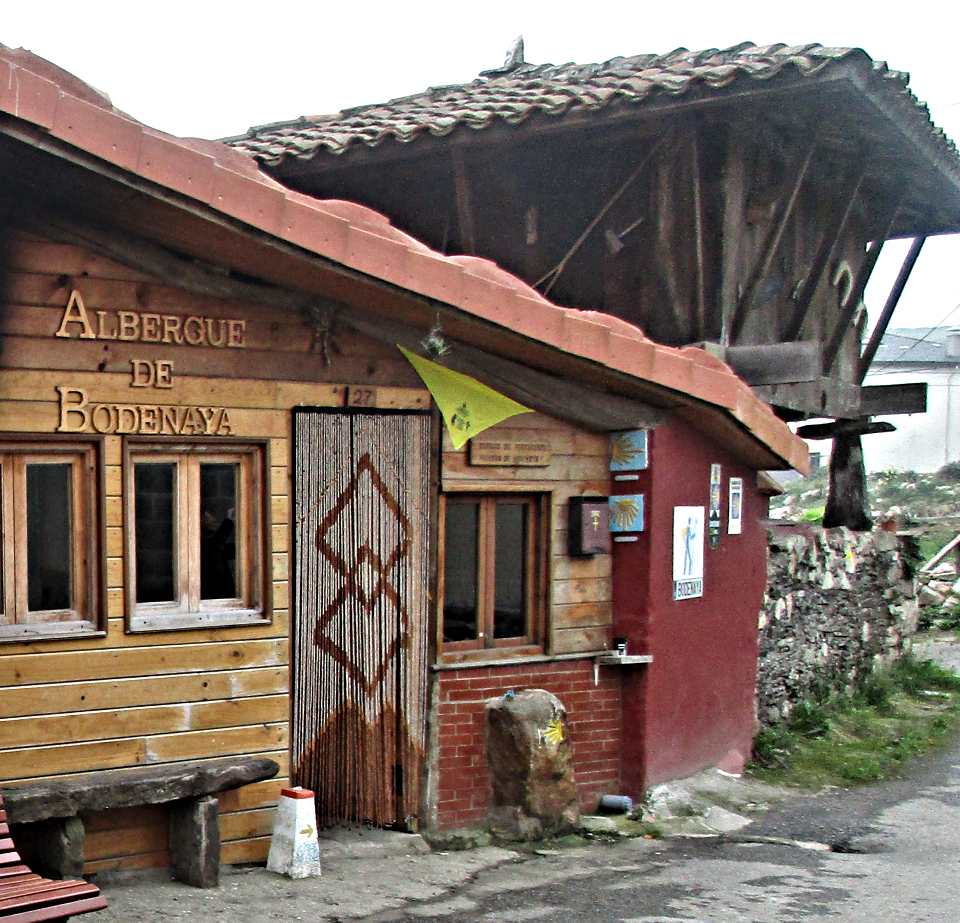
728;477;744;535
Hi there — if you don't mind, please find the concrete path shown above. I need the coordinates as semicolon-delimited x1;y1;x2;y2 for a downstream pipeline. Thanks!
92;638;960;921
94;841;521;922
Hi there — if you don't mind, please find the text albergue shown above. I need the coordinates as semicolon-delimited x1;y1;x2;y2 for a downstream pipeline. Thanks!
55;290;246;348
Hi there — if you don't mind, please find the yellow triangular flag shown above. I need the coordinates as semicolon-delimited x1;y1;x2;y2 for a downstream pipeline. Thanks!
399;346;532;449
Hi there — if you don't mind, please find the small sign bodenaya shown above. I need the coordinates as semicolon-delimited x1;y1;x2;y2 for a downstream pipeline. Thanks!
673;506;705;601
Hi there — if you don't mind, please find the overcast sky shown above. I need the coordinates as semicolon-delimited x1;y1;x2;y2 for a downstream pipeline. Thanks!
4;1;960;332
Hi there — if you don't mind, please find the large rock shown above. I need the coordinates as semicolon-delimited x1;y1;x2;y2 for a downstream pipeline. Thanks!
484;689;578;840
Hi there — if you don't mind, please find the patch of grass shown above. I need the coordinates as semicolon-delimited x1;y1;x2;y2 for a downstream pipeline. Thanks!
748;655;960;788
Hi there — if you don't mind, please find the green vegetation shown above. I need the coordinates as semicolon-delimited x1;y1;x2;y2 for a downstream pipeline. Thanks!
771;463;960;562
749;655;960;788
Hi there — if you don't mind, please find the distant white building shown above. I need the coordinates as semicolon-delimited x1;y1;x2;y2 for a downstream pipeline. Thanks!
862;326;960;473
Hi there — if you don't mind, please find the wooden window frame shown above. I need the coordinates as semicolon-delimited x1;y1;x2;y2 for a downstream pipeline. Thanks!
0;441;101;641
125;440;268;633
438;492;548;661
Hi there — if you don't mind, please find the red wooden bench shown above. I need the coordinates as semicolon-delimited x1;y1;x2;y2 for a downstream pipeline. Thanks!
0;794;106;923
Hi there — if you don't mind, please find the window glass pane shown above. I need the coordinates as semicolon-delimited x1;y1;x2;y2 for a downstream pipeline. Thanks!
200;463;237;600
493;502;528;639
443;501;479;642
26;464;72;611
135;463;176;603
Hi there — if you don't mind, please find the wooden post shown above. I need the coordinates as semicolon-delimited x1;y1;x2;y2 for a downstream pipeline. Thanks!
731;136;818;341
719;126;747;347
798;419;896;532
823;432;872;531
691;128;707;341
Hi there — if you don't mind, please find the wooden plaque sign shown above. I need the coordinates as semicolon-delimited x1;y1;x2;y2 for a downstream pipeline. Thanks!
468;435;551;467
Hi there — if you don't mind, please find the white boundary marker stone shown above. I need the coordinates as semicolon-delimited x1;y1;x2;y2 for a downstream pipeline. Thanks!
266;787;322;878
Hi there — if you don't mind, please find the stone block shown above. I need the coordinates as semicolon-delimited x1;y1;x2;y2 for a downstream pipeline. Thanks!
10;816;85;879
169;795;220;888
485;689;578;841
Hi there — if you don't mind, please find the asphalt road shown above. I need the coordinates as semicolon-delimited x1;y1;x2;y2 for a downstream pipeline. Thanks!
360;735;960;923
358;643;960;922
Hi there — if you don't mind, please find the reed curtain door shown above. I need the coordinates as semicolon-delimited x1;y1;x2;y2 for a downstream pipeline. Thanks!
292;409;432;829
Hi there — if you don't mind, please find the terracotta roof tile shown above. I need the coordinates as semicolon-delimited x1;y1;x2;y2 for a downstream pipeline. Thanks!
228;42;954;182
0;41;807;472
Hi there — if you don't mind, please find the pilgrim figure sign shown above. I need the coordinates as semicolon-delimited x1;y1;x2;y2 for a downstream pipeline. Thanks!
673;506;704;600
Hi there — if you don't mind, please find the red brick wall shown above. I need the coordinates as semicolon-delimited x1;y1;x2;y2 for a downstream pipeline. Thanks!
432;659;622;830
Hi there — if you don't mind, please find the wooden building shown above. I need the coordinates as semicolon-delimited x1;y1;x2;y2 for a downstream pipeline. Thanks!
0;44;805;870
230;42;960;526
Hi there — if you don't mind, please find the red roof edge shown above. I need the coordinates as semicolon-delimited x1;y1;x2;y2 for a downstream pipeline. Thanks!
0;43;807;473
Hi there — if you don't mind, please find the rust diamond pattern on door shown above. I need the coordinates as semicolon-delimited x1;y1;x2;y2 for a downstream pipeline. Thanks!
292;410;431;828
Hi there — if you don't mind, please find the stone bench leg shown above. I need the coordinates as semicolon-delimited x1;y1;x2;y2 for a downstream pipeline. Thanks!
10;816;85;880
169;795;220;888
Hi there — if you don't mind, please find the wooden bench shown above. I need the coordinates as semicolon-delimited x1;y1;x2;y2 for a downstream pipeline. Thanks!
0;793;107;922
3;757;279;889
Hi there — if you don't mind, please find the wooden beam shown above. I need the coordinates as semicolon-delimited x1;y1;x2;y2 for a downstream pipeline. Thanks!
752;377;861;420
722;341;821;385
781;162;866;341
343;313;670;432
731;136;819;341
451;149;477;255
857;236;926;382
691;128;708;341
797;418;895;439
25;212;317;314
859;382;927;416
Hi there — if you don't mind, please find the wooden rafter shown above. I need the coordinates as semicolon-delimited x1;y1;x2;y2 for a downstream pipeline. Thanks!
536;131;674;296
781;161;867;341
856;236;926;382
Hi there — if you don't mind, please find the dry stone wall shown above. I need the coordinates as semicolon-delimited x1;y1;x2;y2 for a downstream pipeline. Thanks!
757;525;919;725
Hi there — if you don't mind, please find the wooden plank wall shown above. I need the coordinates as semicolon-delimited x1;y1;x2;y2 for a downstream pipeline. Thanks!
440;415;612;654
0;233;428;871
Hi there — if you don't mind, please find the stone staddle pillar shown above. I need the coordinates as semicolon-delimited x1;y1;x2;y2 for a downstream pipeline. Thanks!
485;688;579;840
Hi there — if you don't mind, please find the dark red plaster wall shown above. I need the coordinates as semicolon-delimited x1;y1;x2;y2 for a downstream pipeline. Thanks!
612;419;768;794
